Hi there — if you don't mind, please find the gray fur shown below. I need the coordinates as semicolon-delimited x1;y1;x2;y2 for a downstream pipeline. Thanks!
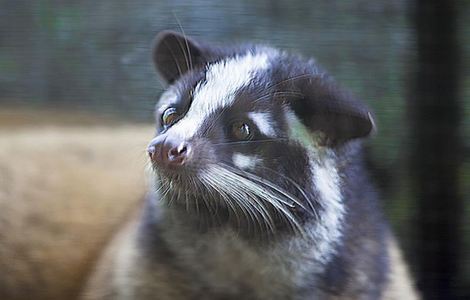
81;31;419;300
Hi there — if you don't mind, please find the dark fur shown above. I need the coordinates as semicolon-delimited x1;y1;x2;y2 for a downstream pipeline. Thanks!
81;31;418;300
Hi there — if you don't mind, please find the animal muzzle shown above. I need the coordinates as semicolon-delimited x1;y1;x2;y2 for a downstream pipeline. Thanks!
148;135;191;170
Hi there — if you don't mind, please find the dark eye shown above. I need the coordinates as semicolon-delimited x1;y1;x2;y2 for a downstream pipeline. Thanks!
231;122;252;140
161;107;179;127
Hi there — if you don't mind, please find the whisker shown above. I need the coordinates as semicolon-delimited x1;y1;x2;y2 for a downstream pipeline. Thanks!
255;165;319;220
202;172;242;228
150;161;309;236
250;90;303;104
222;164;307;211
173;12;191;72
212;138;288;146
162;38;183;80
251;93;271;104
201;105;230;137
202;168;275;235
273;91;304;97
207;170;274;234
198;176;219;225
160;182;173;206
267;73;312;90
209;165;305;236
221;165;308;236
216;175;260;234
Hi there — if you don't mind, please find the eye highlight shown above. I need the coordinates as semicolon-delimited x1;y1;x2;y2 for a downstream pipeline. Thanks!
161;107;179;127
231;121;252;140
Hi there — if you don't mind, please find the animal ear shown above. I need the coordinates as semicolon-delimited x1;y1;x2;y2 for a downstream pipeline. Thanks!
153;30;215;84
290;76;375;144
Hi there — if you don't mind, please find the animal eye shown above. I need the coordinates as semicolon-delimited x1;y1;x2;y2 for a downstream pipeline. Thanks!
231;122;252;140
161;107;179;126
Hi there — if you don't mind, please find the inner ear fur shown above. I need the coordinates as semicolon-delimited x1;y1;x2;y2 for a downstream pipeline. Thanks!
152;30;213;84
289;76;375;145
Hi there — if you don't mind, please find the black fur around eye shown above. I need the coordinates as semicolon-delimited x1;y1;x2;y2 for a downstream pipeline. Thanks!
161;107;179;127
231;122;252;140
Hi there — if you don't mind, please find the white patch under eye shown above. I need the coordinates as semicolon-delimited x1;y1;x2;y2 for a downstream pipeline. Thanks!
248;112;276;137
232;153;262;170
167;52;274;139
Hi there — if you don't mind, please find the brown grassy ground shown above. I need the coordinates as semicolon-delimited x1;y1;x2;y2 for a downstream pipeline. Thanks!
0;108;154;300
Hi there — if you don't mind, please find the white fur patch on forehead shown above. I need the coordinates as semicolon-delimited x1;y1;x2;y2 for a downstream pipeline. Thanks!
233;153;262;171
248;112;276;137
168;52;272;139
192;53;270;115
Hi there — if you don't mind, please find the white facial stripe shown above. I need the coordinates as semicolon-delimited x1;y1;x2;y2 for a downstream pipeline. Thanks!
169;53;271;139
284;107;344;265
233;153;262;170
248;112;276;137
310;157;344;263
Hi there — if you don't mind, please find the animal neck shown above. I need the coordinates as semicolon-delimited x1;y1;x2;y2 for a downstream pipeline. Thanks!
139;199;329;299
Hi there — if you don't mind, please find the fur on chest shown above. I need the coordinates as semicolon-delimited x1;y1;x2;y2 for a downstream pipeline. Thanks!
153;223;325;299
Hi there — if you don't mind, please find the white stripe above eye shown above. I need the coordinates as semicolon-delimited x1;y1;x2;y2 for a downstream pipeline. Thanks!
248;112;276;137
167;52;272;139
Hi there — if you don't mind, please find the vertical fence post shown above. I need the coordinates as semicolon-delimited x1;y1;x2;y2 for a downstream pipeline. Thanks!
409;0;463;298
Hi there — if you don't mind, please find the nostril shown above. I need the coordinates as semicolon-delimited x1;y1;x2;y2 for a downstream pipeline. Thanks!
168;143;189;163
168;147;178;158
148;135;189;168
177;143;187;155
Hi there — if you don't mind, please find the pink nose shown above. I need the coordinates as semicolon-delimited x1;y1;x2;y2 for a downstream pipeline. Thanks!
148;136;189;169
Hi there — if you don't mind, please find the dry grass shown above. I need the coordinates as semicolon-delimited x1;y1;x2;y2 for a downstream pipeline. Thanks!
0;109;154;300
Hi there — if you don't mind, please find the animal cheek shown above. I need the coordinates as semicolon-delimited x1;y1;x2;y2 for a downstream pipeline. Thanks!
232;153;263;171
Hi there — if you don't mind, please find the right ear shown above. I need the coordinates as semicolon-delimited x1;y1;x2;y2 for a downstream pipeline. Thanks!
153;30;215;85
287;75;375;145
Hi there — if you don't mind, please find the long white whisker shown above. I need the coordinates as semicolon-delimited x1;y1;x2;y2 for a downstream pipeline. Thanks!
202;173;242;228
207;165;305;235
202;170;273;235
203;170;275;234
211;138;288;147
222;164;307;211
255;165;319;219
267;73;311;90
173;13;192;71
198;176;219;225
204;172;262;234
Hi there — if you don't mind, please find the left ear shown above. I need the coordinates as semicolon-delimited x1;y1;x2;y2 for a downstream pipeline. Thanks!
152;30;220;85
289;76;375;144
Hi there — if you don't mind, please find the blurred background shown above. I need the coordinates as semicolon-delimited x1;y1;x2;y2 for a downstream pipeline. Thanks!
0;0;469;299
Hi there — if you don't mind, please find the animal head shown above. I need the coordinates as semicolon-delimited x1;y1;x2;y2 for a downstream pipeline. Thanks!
147;31;374;238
